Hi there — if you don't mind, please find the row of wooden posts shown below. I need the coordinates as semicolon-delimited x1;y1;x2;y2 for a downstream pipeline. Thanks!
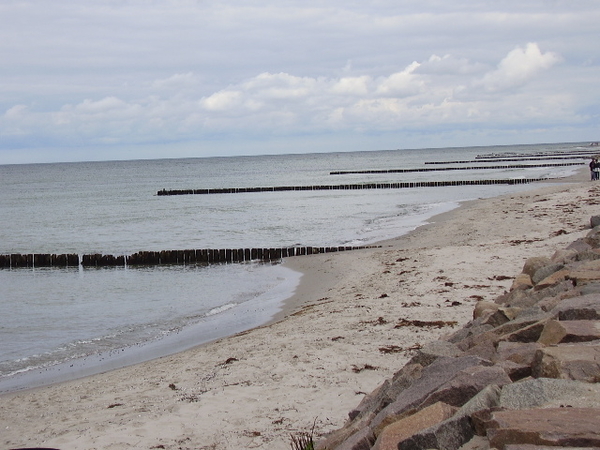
329;162;583;175
157;177;548;196
0;245;379;269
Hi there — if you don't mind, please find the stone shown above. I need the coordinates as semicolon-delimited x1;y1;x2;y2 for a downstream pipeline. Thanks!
505;445;600;450
532;263;564;285
369;356;492;433
534;268;570;290
511;273;534;291
585;227;600;248
316;413;375;450
420;365;511;411
569;260;600;285
333;427;375;450
397;414;473;450
522;257;551;278
410;340;464;367
495;341;542;365
372;402;457;450
591;216;600;228
473;301;500;319
398;385;502;450
532;344;600;382
348;363;423;421
499;378;600;410
464;339;498;361
538;320;600;345
551;248;579;264
497;319;549;344
447;322;495;345
551;294;600;320
579;283;600;296
566;238;593;253
482;408;600;448
496;360;531;381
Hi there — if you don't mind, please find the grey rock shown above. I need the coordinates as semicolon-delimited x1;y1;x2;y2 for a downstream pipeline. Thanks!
500;377;600;409
532;344;600;382
483;408;600;448
370;356;492;433
409;340;464;367
532;263;565;285
551;294;600;320
522;257;552;278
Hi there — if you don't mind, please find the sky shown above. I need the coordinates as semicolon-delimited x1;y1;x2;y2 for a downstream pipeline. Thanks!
0;0;599;164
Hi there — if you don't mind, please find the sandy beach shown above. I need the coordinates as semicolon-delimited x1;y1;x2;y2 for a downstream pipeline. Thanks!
2;169;598;450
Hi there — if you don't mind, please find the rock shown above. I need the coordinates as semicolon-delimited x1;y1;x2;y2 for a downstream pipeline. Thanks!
447;322;495;345
398;386;502;450
538;320;600;345
579;283;600;296
496;360;532;381
397;414;473;450
495;342;542;366
372;402;457;450
505;445;600;450
477;408;600;448
522;257;552;278
551;294;600;320
409;341;464;367
370;356;492;433
585;227;600;248
473;301;500;319
591;216;600;228
510;273;533;291
569;260;600;285
316;414;375;450
534;268;570;290
566;238;594;253
499;378;600;410
532;263;564;285
333;427;375;450
464;339;498;362
497;319;549;344
532;344;600;382
419;365;511;411
348;363;423;422
551;248;579;264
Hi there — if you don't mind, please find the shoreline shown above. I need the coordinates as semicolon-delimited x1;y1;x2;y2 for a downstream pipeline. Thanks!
2;168;597;449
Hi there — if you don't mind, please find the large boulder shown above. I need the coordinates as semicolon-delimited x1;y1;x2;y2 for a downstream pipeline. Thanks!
532;344;600;382
551;294;600;320
369;356;493;433
538;320;600;345
473;408;600;448
372;402;457;450
499;377;600;409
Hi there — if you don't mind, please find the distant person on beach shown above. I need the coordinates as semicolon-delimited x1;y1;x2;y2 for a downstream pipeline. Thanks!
591;158;600;181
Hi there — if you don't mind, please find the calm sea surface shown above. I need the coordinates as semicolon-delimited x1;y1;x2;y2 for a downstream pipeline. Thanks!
0;143;588;390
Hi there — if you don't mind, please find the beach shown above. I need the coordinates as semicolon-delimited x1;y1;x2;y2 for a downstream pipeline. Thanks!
1;168;597;450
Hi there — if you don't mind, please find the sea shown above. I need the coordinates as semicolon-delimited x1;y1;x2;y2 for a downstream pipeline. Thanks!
0;142;591;391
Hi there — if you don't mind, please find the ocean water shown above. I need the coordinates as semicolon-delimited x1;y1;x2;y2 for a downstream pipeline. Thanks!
0;142;588;391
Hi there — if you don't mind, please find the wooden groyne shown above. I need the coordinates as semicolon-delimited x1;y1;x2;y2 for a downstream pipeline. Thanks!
425;157;590;165
330;162;583;175
156;177;549;196
0;245;378;269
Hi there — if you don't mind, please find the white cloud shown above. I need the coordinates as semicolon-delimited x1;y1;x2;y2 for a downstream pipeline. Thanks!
375;62;424;97
478;43;562;92
200;91;243;112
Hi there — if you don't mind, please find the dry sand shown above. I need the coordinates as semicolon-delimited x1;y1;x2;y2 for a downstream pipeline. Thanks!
2;169;599;450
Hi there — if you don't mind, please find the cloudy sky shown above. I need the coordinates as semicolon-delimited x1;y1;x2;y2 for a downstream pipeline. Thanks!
1;1;598;164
